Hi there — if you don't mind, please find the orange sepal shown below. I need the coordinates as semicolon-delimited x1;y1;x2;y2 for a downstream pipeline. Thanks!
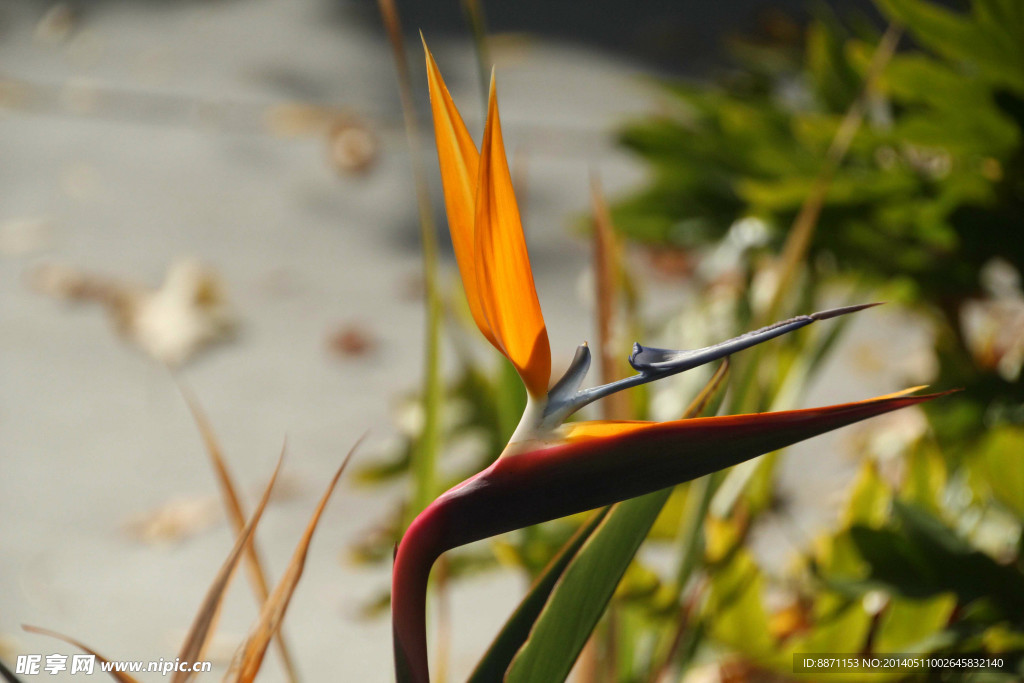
562;386;935;443
475;75;551;397
422;42;496;349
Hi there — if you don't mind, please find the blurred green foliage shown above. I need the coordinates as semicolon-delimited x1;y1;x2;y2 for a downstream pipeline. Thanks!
614;0;1024;446
604;0;1024;679
365;0;1024;679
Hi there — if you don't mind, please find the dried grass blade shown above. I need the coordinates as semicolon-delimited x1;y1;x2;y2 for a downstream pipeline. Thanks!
225;438;361;683
21;625;140;683
591;175;628;421
172;447;286;683
765;23;903;322
177;383;300;683
0;656;22;682
682;358;730;420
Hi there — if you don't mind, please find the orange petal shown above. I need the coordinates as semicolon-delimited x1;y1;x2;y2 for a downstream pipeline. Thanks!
563;420;655;441
422;41;497;349
475;74;551;397
562;386;938;443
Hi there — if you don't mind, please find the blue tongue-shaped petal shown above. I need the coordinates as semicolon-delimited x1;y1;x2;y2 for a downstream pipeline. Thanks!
540;302;881;430
629;303;880;373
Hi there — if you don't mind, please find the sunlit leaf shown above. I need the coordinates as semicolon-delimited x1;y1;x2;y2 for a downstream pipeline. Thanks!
467;508;609;683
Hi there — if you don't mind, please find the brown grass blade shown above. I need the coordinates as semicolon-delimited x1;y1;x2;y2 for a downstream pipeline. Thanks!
764;23;903;323
573;171;622;683
591;175;629;422
172;447;286;683
224;438;362;683
682;357;730;420
21;625;140;683
177;382;300;683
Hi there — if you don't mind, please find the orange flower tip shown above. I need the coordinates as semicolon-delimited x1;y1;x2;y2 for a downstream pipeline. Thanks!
473;62;551;397
874;385;959;401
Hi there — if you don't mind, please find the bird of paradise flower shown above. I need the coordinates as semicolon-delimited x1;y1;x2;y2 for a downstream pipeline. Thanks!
391;43;949;683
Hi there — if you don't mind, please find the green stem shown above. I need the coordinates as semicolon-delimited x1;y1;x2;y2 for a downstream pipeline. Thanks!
376;0;444;523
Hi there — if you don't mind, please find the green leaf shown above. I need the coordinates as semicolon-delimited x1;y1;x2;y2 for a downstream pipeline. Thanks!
975;426;1024;516
849;501;1024;616
788;598;871;658
874;593;957;652
504;489;674;683
876;0;1024;90
467;508;609;683
704;546;774;656
805;15;860;111
899;440;947;513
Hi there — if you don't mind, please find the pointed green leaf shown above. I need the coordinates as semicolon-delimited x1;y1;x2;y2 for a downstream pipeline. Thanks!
466;508;609;683
877;0;1024;89
849;501;1024;616
505;489;673;683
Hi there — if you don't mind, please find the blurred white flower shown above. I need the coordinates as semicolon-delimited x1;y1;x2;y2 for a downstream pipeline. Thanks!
961;258;1024;382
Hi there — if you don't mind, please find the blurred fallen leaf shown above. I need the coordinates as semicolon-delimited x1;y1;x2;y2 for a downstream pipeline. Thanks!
645;246;697;280
327;118;378;175
327;322;375;357
125;495;222;545
34;3;77;45
264;103;378;175
398;271;425;301
30;258;237;366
